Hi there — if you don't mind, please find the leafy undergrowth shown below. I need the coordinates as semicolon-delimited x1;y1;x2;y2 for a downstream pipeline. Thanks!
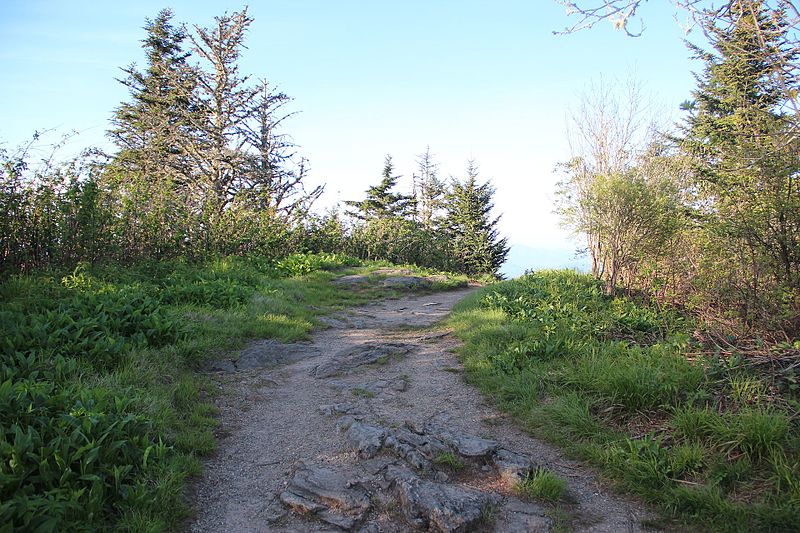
448;270;800;532
0;253;463;532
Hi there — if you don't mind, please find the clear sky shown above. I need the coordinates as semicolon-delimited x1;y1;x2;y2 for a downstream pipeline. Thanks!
0;0;700;261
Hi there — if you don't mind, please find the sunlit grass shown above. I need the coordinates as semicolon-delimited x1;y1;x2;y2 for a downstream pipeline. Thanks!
447;270;800;531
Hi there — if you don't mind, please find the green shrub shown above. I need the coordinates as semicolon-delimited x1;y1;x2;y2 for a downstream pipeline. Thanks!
0;378;166;531
2;286;180;371
276;252;359;277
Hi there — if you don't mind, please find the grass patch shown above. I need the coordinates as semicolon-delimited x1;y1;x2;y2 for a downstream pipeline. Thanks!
352;387;376;398
433;451;465;471
516;468;567;502
448;269;800;531
0;253;465;531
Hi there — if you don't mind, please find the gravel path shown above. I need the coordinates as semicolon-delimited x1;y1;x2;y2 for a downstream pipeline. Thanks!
187;285;655;532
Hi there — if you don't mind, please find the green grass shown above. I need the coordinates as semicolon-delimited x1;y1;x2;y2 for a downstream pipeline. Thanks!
516;468;566;502
0;253;465;532
433;451;465;471
448;269;800;532
352;387;376;398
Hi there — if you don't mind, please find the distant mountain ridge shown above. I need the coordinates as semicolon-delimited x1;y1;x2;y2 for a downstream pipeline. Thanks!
500;245;588;279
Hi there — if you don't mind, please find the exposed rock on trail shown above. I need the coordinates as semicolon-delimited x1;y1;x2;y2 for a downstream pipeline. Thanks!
207;339;320;372
312;343;412;379
280;463;371;530
331;268;461;292
188;283;656;532
385;465;503;532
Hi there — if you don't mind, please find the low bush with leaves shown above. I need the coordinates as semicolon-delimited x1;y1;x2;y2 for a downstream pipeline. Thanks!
0;253;378;531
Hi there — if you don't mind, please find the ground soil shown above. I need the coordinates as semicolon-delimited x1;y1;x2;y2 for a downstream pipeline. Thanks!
186;285;656;532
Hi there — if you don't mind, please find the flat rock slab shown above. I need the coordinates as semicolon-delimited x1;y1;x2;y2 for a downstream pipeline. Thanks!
346;422;389;459
385;465;501;533
332;269;415;287
382;276;433;290
280;463;371;531
425;424;499;459
313;343;412;378
493;499;552;533
207;339;319;372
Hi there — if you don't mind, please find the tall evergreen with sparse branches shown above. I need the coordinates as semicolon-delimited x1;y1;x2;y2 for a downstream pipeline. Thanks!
413;146;446;228
110;8;197;185
443;161;509;277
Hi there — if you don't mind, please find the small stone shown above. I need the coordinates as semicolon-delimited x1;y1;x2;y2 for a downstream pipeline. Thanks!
385;465;501;533
336;416;357;431
346;422;388;458
493;449;536;486
354;376;409;395
319;403;363;416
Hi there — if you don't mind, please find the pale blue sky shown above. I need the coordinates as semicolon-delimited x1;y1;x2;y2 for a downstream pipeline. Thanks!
1;1;700;266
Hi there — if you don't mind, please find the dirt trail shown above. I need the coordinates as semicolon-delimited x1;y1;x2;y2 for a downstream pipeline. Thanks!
188;286;654;532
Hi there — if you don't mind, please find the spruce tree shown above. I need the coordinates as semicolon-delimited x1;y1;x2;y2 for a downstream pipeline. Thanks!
443;160;509;276
107;8;198;257
345;155;415;220
681;0;799;289
413;146;446;228
109;9;196;185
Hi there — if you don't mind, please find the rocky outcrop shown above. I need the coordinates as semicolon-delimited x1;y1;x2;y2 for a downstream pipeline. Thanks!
312;343;412;378
207;339;319;372
279;463;371;531
385;465;501;533
381;276;433;290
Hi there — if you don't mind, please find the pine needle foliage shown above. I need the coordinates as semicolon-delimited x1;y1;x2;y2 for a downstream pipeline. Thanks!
345;155;415;221
442;161;509;277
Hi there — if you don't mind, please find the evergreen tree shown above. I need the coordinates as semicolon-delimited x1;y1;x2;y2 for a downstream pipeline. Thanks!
681;0;800;291
413;146;446;228
107;8;198;257
443;161;509;276
109;9;196;185
345;155;415;220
